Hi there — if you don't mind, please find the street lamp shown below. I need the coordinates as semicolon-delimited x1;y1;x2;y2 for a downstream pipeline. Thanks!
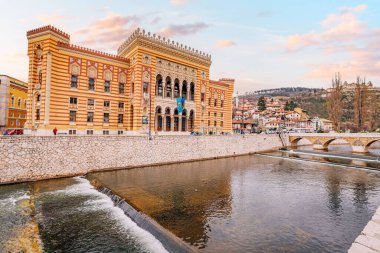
148;90;153;140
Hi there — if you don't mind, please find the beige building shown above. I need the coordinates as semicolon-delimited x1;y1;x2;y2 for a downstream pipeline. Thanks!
25;26;234;135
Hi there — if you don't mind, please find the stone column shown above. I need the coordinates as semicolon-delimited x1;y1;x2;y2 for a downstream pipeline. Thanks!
178;113;182;132
162;115;166;131
186;84;190;100
44;51;52;126
171;115;174;131
171;83;174;100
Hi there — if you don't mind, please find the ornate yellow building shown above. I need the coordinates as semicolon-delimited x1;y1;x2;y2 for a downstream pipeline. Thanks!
0;75;28;133
25;25;234;135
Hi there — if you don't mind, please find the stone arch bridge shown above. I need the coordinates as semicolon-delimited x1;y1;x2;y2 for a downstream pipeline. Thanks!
288;133;380;153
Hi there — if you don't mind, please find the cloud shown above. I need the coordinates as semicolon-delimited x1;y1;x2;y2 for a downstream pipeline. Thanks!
36;14;66;24
282;4;380;81
170;0;192;6
150;16;161;25
215;40;236;48
256;11;272;17
158;22;208;37
74;14;141;50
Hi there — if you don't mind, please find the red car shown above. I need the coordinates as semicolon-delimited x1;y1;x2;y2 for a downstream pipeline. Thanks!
3;129;23;135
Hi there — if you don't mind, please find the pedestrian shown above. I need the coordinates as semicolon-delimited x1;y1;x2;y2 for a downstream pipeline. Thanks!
53;127;58;136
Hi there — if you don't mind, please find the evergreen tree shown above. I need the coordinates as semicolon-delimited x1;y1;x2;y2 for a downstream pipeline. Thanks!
257;96;266;111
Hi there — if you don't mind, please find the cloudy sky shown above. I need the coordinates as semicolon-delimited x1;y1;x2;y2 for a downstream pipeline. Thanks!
1;0;380;92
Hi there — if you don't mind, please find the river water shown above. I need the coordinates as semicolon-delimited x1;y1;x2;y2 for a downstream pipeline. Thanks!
88;154;380;253
1;150;380;253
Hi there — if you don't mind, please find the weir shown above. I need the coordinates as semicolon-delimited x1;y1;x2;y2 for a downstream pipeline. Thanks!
94;184;197;253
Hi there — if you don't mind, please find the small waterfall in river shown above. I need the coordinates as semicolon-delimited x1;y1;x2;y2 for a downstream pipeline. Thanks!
96;185;196;253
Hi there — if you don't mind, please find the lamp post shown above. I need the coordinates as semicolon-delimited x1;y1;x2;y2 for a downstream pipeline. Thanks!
148;91;153;140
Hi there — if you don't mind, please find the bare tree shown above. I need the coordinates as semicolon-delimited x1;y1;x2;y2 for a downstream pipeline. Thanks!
327;73;343;130
366;86;379;131
354;76;368;130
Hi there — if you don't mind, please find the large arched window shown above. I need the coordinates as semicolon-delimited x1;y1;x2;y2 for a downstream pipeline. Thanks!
174;79;180;98
190;82;195;101
174;108;179;131
156;74;163;96
165;107;171;131
165;76;172;98
189;110;195;131
11;96;15;107
182;81;187;99
17;98;22;108
156;106;163;131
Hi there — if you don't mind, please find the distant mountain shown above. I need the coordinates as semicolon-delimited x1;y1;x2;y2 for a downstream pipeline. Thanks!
239;87;328;118
253;87;324;97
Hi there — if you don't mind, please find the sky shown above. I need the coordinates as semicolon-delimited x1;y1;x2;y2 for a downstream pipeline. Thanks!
1;0;380;93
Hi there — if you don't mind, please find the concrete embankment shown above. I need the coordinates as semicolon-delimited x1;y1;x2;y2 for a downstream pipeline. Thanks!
0;135;282;184
349;206;380;253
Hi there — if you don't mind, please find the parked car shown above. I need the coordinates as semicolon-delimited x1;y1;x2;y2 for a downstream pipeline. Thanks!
191;131;204;136
3;129;24;135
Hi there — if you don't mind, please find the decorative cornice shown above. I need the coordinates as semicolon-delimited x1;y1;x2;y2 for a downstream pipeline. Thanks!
210;80;232;88
27;25;70;40
58;42;130;63
219;78;235;82
118;28;212;66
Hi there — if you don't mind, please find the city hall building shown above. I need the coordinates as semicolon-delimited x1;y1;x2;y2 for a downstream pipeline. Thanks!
25;25;234;135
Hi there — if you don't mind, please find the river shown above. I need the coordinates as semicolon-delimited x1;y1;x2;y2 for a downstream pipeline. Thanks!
1;148;380;252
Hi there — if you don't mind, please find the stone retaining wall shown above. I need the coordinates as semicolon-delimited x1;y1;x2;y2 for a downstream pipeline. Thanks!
0;135;282;184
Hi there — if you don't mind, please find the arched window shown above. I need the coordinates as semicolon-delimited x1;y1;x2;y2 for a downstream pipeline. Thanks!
190;82;195;101
174;79;180;98
182;81;187;99
156;75;163;96
165;76;172;98
24;100;27;108
17;98;22;107
11;96;15;107
38;70;43;84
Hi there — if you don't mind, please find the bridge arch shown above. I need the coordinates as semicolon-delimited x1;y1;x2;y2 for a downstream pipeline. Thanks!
290;137;313;148
321;138;351;151
366;139;380;150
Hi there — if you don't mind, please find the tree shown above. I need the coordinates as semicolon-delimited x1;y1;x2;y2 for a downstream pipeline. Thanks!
257;96;266;111
366;88;379;131
285;100;297;111
354;76;368;130
327;73;343;131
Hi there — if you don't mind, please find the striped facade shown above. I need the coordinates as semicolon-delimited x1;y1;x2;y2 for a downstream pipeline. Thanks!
25;26;234;135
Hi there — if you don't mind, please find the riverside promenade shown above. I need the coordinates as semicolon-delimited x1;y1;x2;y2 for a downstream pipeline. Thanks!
0;134;282;184
349;206;380;253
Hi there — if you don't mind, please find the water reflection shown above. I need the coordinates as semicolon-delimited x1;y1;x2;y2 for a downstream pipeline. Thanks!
326;170;343;216
89;155;380;252
88;160;233;248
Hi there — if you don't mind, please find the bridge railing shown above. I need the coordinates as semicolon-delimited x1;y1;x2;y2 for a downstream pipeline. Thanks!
288;133;380;138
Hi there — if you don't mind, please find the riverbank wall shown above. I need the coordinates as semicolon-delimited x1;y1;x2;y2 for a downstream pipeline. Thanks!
0;135;283;184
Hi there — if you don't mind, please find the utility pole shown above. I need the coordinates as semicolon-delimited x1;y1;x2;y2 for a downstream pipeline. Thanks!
241;93;245;134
